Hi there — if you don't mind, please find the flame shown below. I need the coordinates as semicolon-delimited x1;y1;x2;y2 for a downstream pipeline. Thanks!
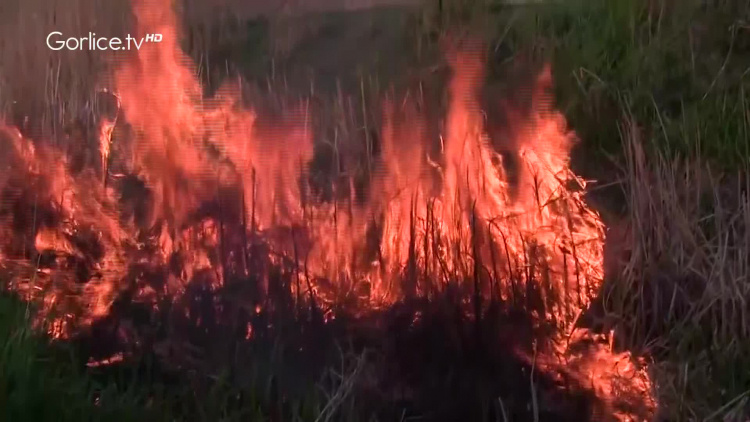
0;0;654;418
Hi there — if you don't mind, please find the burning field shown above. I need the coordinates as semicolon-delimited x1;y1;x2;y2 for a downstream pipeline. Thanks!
0;0;658;420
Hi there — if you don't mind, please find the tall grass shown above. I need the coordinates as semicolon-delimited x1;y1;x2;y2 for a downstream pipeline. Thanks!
501;0;750;169
476;0;750;418
0;293;157;421
0;0;269;137
0;0;132;137
428;0;750;418
3;0;750;419
0;291;371;422
596;115;750;420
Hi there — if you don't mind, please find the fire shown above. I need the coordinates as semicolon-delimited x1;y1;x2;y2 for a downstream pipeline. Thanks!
0;0;654;419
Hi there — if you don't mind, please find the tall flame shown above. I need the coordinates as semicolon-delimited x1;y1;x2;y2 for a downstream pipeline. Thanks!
0;0;653;419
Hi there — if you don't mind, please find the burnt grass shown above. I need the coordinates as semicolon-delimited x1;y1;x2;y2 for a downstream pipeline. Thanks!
72;257;605;422
1;2;679;421
4;0;750;419
64;170;607;421
74;281;602;422
0;125;618;422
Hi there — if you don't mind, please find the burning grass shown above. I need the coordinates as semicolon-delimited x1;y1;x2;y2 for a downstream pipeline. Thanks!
0;0;655;420
485;0;750;418
2;0;749;420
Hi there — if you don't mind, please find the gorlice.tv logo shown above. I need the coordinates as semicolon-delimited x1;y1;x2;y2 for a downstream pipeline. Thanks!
46;32;163;51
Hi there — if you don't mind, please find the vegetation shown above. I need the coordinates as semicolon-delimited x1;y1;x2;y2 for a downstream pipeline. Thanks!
1;0;750;420
483;0;750;418
0;293;153;422
0;292;374;422
516;0;750;169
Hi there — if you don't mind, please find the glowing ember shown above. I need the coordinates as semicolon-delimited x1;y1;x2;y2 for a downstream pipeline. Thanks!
0;0;655;419
87;352;125;368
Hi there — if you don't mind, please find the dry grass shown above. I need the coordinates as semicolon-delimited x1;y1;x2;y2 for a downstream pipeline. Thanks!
0;0;132;136
597;114;750;419
0;0;267;137
0;0;423;125
3;0;750;420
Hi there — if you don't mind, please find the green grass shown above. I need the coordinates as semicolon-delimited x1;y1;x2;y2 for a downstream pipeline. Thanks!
502;0;750;169
3;0;750;420
413;0;749;173
0;292;368;422
0;293;155;421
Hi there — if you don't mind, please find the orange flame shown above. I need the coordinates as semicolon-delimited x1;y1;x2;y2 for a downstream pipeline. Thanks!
0;1;654;419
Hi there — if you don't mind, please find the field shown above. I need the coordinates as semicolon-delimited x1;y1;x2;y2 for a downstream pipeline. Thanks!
1;0;749;421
